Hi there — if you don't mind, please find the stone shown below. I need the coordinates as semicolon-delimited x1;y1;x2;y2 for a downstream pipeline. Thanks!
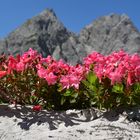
0;105;140;139
0;10;140;65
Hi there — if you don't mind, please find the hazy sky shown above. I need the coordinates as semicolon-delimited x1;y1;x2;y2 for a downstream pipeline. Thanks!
0;0;140;38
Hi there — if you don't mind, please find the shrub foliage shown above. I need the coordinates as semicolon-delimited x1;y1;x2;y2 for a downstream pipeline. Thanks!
0;49;140;110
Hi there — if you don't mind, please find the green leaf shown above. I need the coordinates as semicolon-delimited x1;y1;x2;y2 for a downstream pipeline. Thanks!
63;90;72;97
89;85;97;92
133;83;140;93
116;96;121;104
57;84;63;92
70;98;76;104
87;71;98;85
112;84;124;93
61;96;66;105
127;96;132;105
82;71;99;93
71;92;78;98
82;80;90;87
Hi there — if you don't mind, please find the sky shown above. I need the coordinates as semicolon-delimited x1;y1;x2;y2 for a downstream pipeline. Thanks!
0;0;140;38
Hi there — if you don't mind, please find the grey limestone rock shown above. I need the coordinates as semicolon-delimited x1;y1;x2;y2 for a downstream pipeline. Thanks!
79;13;140;55
0;10;140;65
0;9;74;58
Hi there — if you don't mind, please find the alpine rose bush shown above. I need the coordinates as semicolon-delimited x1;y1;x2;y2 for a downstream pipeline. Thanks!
0;48;140;110
84;50;140;86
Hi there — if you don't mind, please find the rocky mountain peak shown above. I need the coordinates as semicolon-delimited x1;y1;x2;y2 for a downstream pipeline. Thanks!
0;9;72;58
84;13;131;31
79;13;140;55
39;8;57;18
0;10;140;65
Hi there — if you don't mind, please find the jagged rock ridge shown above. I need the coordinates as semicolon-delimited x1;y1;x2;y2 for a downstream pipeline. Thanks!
0;9;140;65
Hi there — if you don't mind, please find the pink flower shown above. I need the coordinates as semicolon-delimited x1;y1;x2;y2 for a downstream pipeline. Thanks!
135;65;140;81
60;75;70;89
36;64;43;70
8;55;17;70
109;70;122;85
57;59;69;70
20;48;41;65
45;72;57;85
37;68;47;78
21;54;32;64
69;75;80;89
28;48;37;57
7;56;18;74
16;62;25;72
60;74;80;89
41;55;54;64
84;52;103;69
127;72;134;86
0;71;7;78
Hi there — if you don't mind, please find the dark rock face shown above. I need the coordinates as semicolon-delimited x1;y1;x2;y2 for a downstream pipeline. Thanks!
0;9;140;65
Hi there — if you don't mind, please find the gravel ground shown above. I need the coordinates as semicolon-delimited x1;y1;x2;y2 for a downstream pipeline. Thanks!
0;104;140;140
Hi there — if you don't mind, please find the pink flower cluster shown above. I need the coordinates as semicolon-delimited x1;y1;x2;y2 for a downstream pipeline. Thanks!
0;48;140;89
5;48;41;74
0;48;85;90
37;56;85;89
84;49;140;86
0;48;41;80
